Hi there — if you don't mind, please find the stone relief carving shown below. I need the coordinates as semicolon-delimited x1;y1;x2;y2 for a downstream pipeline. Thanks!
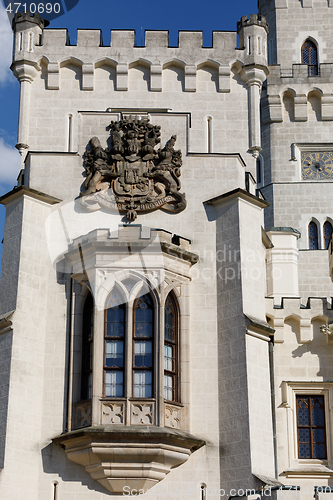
80;117;186;221
102;402;125;424
131;402;154;425
164;404;181;429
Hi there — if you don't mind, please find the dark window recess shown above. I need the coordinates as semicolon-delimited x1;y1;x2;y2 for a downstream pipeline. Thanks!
309;221;319;249
324;221;333;250
302;40;319;76
297;395;327;459
81;293;94;400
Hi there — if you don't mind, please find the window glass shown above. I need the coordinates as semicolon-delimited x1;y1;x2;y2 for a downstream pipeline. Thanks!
309;221;319;249
164;294;178;402
302;40;318;76
297;395;326;459
324;221;332;250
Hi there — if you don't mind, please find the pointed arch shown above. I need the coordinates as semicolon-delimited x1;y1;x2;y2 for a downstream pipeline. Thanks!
309;219;320;249
302;38;319;76
324;220;333;250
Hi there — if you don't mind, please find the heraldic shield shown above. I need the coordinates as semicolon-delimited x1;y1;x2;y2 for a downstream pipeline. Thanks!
80;117;187;221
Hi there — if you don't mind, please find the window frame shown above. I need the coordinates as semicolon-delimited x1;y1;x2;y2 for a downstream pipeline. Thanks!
296;394;327;460
281;382;333;473
132;293;155;399
103;301;126;398
164;292;180;403
324;221;333;250
309;220;319;250
302;39;319;76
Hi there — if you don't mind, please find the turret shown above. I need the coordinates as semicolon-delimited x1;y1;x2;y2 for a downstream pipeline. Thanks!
11;12;48;163
237;15;269;158
237;14;269;69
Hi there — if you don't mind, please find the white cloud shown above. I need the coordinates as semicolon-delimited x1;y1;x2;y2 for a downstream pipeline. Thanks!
0;138;21;194
0;2;15;84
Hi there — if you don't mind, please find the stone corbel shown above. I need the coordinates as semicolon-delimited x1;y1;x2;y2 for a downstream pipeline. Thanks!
47;62;59;90
300;317;312;343
218;65;230;92
116;62;128;91
321;94;333;121
273;317;285;343
82;63;94;91
150;64;162;92
184;65;196;92
261;94;283;124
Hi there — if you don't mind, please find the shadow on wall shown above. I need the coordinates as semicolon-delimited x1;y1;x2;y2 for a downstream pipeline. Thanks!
41;442;107;494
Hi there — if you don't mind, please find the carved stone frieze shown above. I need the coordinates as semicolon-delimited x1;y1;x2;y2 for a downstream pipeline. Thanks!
164;404;182;430
130;402;154;425
102;401;125;424
79;117;186;221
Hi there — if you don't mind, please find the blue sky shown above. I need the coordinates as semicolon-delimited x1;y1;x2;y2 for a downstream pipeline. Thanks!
0;0;258;273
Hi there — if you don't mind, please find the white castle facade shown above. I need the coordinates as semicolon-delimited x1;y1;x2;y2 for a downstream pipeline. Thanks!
1;1;333;499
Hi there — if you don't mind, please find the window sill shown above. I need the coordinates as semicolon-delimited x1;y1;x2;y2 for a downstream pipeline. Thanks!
282;463;333;478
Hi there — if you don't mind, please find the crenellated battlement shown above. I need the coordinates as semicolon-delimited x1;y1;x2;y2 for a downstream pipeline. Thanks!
266;296;333;343
237;14;269;33
12;11;48;29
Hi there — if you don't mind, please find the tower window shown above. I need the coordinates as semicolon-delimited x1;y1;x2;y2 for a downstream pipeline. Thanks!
164;293;179;402
309;221;319;249
324;221;333;250
104;290;126;397
297;395;327;459
133;294;154;398
302;40;318;76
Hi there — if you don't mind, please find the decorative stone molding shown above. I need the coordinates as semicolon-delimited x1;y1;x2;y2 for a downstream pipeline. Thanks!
164;403;182;429
130;402;154;425
102;401;125;424
53;426;205;494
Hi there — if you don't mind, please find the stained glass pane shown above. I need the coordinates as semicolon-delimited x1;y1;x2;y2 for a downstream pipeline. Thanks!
299;443;311;458
164;374;174;400
313;428;325;444
299;428;310;443
297;397;310;426
313;443;326;459
133;371;152;397
134;340;152;368
165;297;175;342
164;345;174;371
105;371;123;397
134;294;153;338
105;340;124;368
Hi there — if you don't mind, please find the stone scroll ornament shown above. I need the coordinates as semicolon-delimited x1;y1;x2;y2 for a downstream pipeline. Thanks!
80;118;186;221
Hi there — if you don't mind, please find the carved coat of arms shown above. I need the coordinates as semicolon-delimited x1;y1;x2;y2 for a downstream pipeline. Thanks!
80;117;186;221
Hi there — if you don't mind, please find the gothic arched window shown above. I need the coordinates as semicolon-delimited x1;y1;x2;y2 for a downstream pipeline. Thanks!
164;293;179;402
104;290;126;397
309;221;319;249
302;39;318;76
324;221;333;250
133;293;154;398
81;292;94;401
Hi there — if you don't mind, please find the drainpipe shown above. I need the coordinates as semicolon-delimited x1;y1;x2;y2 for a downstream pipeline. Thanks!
269;337;278;479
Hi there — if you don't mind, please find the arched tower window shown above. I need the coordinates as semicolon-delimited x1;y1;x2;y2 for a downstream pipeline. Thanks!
164;293;179;402
81;292;94;401
104;289;126;397
133;293;154;398
309;221;319;249
302;40;318;76
324;221;333;250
